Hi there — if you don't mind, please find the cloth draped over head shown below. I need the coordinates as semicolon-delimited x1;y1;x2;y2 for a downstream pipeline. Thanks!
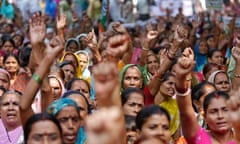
119;64;146;92
47;98;79;116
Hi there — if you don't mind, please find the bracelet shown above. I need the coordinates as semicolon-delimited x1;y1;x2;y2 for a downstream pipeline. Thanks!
32;73;42;85
234;74;240;78
175;88;191;97
142;47;149;51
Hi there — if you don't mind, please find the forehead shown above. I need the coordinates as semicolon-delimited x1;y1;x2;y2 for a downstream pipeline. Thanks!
215;73;228;81
5;56;17;61
72;80;89;89
56;106;79;117
62;64;75;70
145;114;169;125
125;67;141;76
127;92;144;101
49;77;61;86
68;94;88;107
31;120;59;134
207;97;227;110
2;93;20;102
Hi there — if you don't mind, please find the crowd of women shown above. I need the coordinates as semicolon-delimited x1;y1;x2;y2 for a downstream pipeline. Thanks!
0;0;240;144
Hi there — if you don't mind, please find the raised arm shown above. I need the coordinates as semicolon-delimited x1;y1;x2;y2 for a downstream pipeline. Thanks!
175;48;199;140
147;25;187;96
231;44;240;91
20;37;64;126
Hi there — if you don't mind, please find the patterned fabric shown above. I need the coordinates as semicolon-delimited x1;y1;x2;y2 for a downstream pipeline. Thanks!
47;98;79;116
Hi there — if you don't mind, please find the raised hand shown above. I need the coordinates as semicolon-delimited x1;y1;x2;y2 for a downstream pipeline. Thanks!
85;29;98;49
45;36;64;60
157;22;165;33
192;20;200;29
175;47;195;78
29;12;46;45
174;25;188;43
56;14;67;30
112;22;128;34
86;107;125;144
92;62;119;107
106;34;130;58
231;46;240;64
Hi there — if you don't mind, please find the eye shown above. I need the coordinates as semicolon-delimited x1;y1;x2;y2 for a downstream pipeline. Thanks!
58;117;68;123
162;124;170;130
72;116;80;123
148;124;157;130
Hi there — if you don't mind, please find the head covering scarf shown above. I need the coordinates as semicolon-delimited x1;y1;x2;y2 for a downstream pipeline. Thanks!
48;74;65;97
65;38;80;52
0;68;11;81
193;43;208;72
208;70;227;84
74;50;91;83
119;64;146;92
59;52;82;78
47;98;79;116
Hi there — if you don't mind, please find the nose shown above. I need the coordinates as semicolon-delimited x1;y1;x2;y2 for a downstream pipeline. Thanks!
155;127;164;138
67;119;74;129
43;139;49;144
134;105;141;113
217;110;224;119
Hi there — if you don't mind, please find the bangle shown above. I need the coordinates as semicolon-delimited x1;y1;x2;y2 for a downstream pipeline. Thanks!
32;73;42;85
234;74;240;78
142;47;149;51
175;88;191;97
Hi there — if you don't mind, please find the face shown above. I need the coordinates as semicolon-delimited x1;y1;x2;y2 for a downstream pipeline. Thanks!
207;37;215;48
2;41;14;53
27;120;62;144
208;51;224;65
147;55;159;75
0;93;21;130
0;72;10;90
4;56;19;73
123;67;143;89
61;64;75;83
78;53;88;70
68;94;88;123
194;84;216;113
214;73;230;92
49;77;62;100
64;54;78;68
56;106;81;144
159;76;175;97
70;80;90;100
67;42;78;53
141;114;171;144
199;41;208;54
205;97;231;134
13;35;22;47
123;92;144;116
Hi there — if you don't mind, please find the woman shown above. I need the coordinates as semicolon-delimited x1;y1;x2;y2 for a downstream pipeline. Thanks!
207;49;224;65
12;33;24;50
0;68;11;90
65;38;80;53
208;70;231;93
174;48;237;143
75;50;91;83
3;53;20;86
191;81;216;128
59;60;76;85
62;90;91;144
48;74;65;100
0;90;24;143
121;87;145;117
136;105;171;144
47;98;81;144
24;113;63;144
194;39;208;72
1;36;17;54
154;72;179;138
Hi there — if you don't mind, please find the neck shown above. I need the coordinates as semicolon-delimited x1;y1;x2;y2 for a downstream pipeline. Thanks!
210;129;233;143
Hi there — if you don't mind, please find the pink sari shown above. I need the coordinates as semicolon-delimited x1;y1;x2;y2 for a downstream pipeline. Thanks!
188;126;237;144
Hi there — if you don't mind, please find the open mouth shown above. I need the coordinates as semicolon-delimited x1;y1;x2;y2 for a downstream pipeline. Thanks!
7;113;17;118
64;134;76;142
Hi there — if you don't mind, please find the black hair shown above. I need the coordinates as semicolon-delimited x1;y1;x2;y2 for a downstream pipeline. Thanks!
3;53;20;65
136;105;170;130
191;81;215;112
24;112;63;143
1;35;15;48
202;63;221;78
125;115;137;131
160;72;175;83
203;91;229;113
207;48;222;59
65;39;79;51
18;47;32;67
62;90;91;114
66;78;90;92
121;87;145;105
58;60;76;70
